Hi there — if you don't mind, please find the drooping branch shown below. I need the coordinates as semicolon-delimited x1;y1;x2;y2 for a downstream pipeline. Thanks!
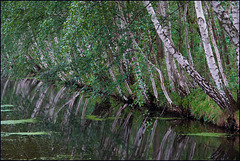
118;2;149;102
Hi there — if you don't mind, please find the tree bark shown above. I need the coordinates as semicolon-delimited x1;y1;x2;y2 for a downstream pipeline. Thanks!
231;2;239;33
132;37;182;113
118;65;134;99
155;32;164;65
208;7;227;68
159;1;190;95
211;1;239;74
195;1;224;91
157;1;175;92
118;2;149;102
183;3;197;87
146;62;159;101
220;28;230;65
108;44;134;100
205;4;229;87
177;2;190;95
210;2;239;47
144;1;237;116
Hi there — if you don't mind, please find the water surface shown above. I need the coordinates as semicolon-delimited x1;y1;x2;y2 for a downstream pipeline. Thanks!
1;78;239;160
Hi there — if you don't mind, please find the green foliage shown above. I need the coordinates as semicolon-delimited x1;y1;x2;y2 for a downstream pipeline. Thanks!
1;1;69;77
132;81;146;106
182;88;221;123
1;1;238;126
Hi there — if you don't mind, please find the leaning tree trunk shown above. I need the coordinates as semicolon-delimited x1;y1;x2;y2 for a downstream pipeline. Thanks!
144;1;237;116
210;1;239;82
159;1;190;95
205;4;228;87
183;3;197;87
157;1;175;92
146;61;159;101
231;2;239;33
131;34;182;113
231;1;240;104
118;2;149;102
104;53;128;102
195;1;225;92
134;42;171;103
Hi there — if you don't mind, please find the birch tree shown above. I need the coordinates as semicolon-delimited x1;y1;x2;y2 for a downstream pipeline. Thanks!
144;1;237;116
105;53;128;102
205;3;228;87
210;1;239;77
195;1;225;92
157;1;176;92
183;3;197;87
231;2;239;33
159;1;190;95
118;2;149;102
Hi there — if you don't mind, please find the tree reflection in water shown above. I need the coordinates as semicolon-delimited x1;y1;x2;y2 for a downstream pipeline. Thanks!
211;137;239;160
1;78;239;160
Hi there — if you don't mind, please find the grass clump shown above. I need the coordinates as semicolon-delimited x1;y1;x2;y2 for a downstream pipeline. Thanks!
181;88;222;124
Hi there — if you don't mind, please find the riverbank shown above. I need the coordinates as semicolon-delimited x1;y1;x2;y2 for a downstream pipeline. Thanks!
1;76;239;133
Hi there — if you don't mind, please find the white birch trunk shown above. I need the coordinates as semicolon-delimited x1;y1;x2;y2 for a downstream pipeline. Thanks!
158;1;175;92
165;46;175;92
108;44;133;99
211;1;239;74
75;93;84;116
118;2;149;102
131;37;174;107
144;1;236;115
210;2;239;46
146;62;159;100
195;1;224;93
205;5;229;87
117;2;131;73
119;66;134;97
148;60;173;105
160;1;189;94
231;1;240;86
231;2;239;33
183;3;197;87
105;4;130;101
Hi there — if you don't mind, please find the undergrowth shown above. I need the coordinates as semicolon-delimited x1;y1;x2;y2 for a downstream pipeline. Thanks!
181;88;222;124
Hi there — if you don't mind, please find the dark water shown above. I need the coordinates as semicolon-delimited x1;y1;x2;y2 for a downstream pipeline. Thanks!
1;78;239;160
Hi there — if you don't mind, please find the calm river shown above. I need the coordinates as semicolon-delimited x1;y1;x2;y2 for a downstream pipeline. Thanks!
1;78;239;160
